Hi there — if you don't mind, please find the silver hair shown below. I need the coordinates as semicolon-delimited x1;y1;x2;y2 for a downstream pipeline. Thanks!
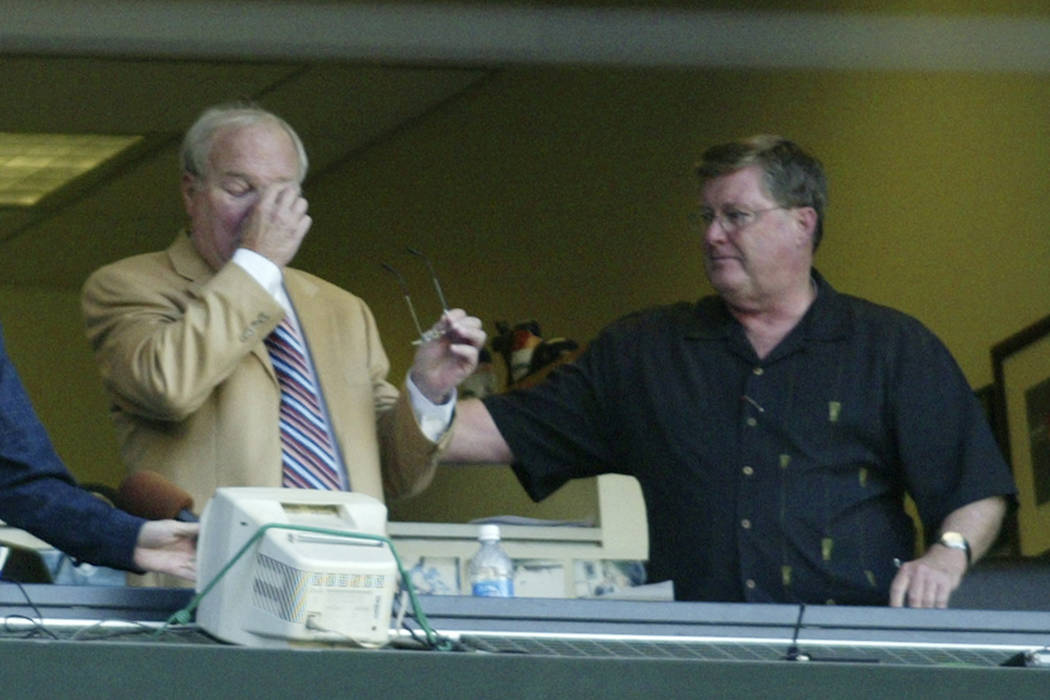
180;102;309;182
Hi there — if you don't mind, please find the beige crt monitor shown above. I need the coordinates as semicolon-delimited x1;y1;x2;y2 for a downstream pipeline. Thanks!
195;488;398;648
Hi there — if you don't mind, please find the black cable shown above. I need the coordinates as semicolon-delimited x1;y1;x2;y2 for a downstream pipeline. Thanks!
396;597;461;651
783;603;808;661
781;601;880;664
71;619;183;642
3;614;55;639
0;577;58;639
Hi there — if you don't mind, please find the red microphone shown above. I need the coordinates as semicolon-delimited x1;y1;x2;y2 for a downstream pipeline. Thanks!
115;470;198;522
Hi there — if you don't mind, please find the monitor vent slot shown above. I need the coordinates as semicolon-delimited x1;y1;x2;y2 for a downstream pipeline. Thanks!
252;553;307;623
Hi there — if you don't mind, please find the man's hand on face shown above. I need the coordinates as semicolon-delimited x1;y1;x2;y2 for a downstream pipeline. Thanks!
241;183;312;268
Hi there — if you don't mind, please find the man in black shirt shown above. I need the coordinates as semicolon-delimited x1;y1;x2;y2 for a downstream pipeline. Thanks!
444;135;1015;608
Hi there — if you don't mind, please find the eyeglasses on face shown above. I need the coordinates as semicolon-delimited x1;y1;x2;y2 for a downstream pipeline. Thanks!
698;206;787;234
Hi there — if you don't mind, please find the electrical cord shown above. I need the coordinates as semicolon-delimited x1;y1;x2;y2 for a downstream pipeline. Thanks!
70;619;181;642
303;614;387;649
783;603;807;661
159;523;453;650
392;588;463;651
0;576;58;639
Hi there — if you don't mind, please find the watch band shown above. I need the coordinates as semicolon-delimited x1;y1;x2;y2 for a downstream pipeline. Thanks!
936;531;972;566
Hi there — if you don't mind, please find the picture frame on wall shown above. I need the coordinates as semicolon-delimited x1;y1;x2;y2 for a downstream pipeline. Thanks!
992;314;1050;557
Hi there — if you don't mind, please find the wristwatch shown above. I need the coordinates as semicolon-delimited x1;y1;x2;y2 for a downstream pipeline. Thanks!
936;531;972;566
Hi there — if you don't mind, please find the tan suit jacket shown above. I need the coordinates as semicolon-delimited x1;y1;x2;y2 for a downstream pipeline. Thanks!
82;233;446;520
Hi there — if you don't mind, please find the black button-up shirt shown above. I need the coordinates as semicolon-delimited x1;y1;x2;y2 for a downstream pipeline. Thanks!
484;272;1016;604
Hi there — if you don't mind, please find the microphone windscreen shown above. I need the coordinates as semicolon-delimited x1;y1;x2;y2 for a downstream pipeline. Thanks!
116;470;194;521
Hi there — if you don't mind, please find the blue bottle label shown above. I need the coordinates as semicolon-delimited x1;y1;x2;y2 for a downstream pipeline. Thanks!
472;579;513;597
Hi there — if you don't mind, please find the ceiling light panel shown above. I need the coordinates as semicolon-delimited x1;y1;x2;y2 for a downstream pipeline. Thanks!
0;132;142;206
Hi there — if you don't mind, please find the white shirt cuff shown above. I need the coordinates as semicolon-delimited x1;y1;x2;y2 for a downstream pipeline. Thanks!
232;248;289;311
406;373;455;442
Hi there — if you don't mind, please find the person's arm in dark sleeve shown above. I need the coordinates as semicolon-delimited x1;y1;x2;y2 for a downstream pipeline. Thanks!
0;322;143;570
886;318;1016;608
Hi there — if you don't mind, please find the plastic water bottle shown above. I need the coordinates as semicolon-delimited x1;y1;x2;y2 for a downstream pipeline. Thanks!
468;524;514;597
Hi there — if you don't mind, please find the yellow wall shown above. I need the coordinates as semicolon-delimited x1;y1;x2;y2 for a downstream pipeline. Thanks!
294;66;1050;390
0;286;119;487
5;64;1050;524
297;66;1050;523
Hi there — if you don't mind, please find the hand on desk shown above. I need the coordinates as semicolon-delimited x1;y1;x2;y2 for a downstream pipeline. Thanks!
888;545;967;609
132;520;199;581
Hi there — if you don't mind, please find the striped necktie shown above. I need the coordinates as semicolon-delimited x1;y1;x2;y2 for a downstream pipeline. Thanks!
264;317;343;490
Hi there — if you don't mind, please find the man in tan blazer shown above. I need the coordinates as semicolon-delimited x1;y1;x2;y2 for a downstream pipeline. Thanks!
81;103;484;583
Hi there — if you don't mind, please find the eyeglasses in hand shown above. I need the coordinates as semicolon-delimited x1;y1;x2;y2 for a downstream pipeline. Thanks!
381;247;450;345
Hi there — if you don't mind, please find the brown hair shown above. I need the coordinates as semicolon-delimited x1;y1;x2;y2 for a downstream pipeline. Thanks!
697;135;827;249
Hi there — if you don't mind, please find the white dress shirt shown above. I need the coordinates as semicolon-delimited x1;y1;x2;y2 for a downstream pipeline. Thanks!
232;248;454;442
